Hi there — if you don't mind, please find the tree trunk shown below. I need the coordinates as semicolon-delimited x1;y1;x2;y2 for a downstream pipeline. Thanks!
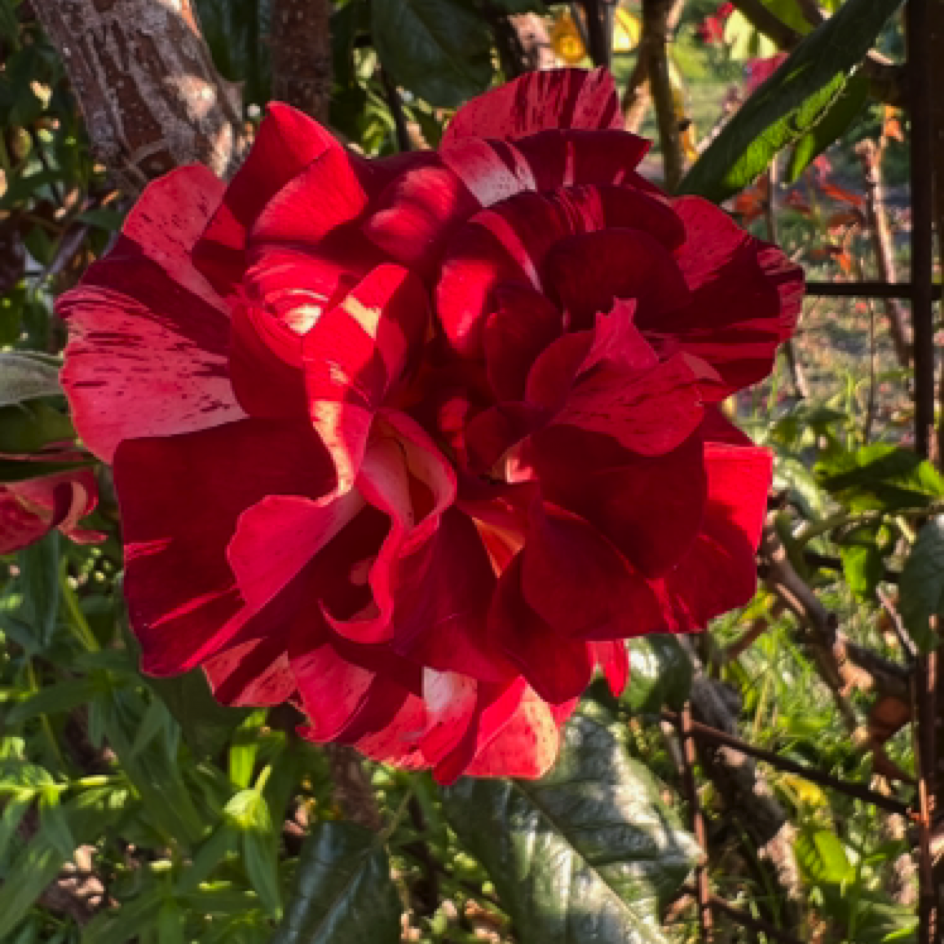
270;0;333;124
31;0;246;195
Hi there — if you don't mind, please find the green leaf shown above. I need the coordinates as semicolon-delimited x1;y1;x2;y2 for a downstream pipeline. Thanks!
6;677;101;725
177;824;237;893
623;636;693;714
0;794;32;865
157;898;187;944
0;352;62;408
229;710;266;789
0;402;75;456
224;789;282;918
795;828;851;885
0;787;129;940
272;822;401;944
82;890;165;944
899;516;944;653
38;787;75;859
16;532;60;647
444;712;700;944
371;0;493;107
680;0;905;202
837;522;885;602
786;71;870;182
817;444;944;511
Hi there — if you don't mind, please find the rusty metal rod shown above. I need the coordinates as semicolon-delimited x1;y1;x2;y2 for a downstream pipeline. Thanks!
662;711;911;814
805;281;942;300
908;0;936;461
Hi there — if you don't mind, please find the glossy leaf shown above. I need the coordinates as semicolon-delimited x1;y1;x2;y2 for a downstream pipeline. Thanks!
623;635;693;714
444;711;699;944
272;822;401;944
899;516;944;653
680;0;905;202
371;0;493;107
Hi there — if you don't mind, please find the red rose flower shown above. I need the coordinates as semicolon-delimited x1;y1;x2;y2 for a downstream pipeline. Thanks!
0;466;101;555
59;69;802;782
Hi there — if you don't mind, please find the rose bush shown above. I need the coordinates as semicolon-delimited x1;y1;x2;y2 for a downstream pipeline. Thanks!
58;68;802;782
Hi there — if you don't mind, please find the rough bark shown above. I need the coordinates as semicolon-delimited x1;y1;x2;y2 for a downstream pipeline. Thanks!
270;0;332;124
31;0;246;195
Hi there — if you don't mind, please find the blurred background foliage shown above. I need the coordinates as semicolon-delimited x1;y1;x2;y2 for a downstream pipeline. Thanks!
0;0;934;941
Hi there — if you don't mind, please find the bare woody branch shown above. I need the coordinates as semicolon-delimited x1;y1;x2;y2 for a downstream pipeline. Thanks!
31;0;247;195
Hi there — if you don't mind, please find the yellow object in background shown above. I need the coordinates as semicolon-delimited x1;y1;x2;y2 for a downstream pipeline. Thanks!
613;8;641;52
550;10;586;64
550;6;641;64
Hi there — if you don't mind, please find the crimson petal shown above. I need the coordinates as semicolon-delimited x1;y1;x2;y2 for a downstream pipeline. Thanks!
443;67;621;145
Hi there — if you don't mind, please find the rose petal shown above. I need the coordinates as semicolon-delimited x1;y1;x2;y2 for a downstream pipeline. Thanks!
519;502;664;641
543;228;691;330
490;554;595;704
443;67;621;145
645;196;805;398
303;265;430;492
59;254;243;465
193;103;337;294
115;418;336;675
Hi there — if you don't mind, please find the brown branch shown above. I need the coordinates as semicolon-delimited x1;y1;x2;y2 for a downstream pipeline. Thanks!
855;138;911;367
681;647;807;935
664;710;912;814
270;0;332;124
31;0;247;195
642;0;684;191
677;705;713;942
324;744;383;833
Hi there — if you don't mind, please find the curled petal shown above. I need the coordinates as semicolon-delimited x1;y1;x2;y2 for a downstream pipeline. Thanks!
647;196;805;398
303;265;430;492
193;103;337;294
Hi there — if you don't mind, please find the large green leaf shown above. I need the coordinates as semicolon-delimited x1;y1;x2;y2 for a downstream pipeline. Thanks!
680;0;904;202
0;352;61;408
371;0;493;107
623;636;693;714
899;516;944;653
272;822;401;944
444;712;699;944
816;444;944;511
786;71;870;182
